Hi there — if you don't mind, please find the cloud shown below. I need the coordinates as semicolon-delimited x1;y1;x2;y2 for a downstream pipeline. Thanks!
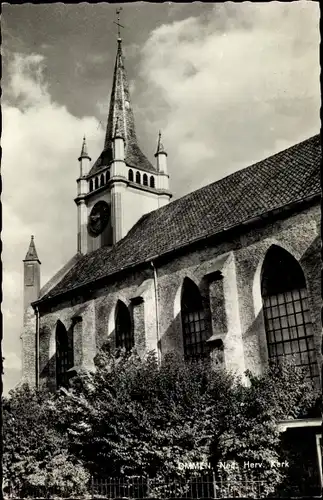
2;52;103;392
138;2;320;195
7;53;50;107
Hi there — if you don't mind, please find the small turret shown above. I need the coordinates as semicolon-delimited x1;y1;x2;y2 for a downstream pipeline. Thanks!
23;235;41;312
154;131;168;174
22;235;41;387
78;136;91;177
113;117;125;161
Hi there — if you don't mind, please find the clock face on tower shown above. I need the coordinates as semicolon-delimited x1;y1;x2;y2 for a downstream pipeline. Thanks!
88;201;111;236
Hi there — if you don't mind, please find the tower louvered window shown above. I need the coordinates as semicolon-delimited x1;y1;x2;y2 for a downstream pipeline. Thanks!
128;169;134;182
115;301;134;352
56;320;74;389
150;176;155;188
136;171;141;184
143;174;148;186
100;174;105;186
261;246;318;380
181;278;208;361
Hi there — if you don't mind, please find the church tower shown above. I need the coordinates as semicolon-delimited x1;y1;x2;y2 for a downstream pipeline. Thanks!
75;36;172;255
21;236;41;386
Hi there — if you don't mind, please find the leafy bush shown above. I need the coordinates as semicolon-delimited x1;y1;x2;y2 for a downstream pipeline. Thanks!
2;383;89;497
52;349;319;495
3;351;320;497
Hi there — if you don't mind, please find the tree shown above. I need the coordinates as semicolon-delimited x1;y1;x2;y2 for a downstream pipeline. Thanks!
51;350;234;481
2;383;89;497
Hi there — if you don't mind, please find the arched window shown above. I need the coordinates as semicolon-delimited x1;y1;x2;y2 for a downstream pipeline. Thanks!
94;177;99;190
89;179;93;192
181;278;208;361
128;169;134;182
56;320;74;389
106;170;110;182
100;174;105;187
136;171;141;184
115;301;134;352
143;173;148;186
150;176;155;188
261;246;318;379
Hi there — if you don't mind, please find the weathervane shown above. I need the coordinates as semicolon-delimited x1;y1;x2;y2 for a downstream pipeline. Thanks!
114;7;125;40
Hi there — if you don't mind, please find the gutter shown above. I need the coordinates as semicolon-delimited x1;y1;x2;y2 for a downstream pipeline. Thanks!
32;192;320;307
151;261;161;364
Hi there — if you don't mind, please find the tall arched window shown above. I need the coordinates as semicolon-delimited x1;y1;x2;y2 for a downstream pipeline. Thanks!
89;179;93;192
181;278;208;361
106;170;110;182
143;173;148;186
128;169;134;182
136;171;141;184
150;176;155;188
100;174;105;186
56;320;74;389
115;301;134;352
95;177;99;189
261;245;318;379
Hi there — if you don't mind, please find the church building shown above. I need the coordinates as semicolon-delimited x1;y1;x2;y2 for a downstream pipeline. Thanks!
21;36;321;397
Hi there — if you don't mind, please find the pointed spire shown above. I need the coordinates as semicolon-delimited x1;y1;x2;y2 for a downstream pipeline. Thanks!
104;38;133;147
24;235;41;263
88;38;156;175
78;135;91;162
155;130;167;156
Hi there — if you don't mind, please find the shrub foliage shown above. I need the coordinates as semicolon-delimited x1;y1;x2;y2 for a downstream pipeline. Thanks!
3;348;320;496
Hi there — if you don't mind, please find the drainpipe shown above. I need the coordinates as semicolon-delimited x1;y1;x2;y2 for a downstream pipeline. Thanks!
150;261;161;364
34;306;40;389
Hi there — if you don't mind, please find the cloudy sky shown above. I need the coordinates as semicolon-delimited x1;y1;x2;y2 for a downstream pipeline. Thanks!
2;2;320;393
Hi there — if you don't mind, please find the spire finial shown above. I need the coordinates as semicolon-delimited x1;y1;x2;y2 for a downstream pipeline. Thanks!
114;7;124;42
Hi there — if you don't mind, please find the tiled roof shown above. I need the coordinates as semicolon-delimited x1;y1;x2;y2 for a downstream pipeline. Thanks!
40;134;321;302
89;40;156;176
